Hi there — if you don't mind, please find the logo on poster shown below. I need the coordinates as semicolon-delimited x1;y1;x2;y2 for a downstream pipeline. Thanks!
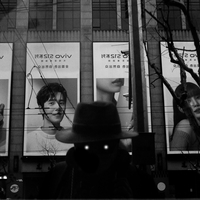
101;54;128;59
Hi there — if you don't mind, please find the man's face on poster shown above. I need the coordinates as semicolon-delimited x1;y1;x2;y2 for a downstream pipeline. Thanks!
40;92;66;126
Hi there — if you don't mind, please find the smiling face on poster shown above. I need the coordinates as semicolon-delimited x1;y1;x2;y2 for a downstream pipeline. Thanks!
161;41;200;154
0;43;12;156
93;42;131;133
24;43;80;156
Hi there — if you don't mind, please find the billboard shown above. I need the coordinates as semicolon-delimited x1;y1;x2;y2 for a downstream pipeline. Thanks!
161;41;200;154
24;43;80;156
0;43;12;156
93;42;152;150
93;42;131;130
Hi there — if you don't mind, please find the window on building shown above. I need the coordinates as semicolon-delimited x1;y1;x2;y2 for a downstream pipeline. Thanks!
184;0;200;30
121;0;128;30
57;0;80;30
92;0;117;30
156;0;182;30
0;0;17;30
29;0;53;30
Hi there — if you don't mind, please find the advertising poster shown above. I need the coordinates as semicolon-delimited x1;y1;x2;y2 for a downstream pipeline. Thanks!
93;42;131;131
94;42;135;152
24;43;80;156
93;42;152;132
161;41;200;154
0;43;12;156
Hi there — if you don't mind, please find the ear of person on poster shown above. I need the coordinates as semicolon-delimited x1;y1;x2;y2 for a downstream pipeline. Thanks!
170;82;200;151
38;101;159;199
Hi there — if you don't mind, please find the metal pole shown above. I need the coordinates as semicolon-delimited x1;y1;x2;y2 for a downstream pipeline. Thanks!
128;0;148;132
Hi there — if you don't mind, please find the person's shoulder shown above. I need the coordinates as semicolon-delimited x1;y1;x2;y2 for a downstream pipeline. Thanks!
128;165;159;198
59;126;71;132
175;119;192;133
54;161;67;170
49;161;68;183
37;161;68;199
43;161;67;184
178;119;190;125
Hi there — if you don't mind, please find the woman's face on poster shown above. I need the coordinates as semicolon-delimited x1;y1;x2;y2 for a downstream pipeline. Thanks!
188;94;200;119
42;92;66;125
96;78;124;93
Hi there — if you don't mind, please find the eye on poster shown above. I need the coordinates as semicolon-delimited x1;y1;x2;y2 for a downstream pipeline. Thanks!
24;43;80;156
161;41;200;154
0;43;12;156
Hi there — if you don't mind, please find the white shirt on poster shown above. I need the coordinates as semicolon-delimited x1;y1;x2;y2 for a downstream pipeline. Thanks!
26;127;73;155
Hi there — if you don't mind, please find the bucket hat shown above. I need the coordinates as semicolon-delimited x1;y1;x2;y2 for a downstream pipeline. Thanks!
56;101;138;143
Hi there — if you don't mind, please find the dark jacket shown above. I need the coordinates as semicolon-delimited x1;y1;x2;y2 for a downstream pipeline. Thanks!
38;148;159;199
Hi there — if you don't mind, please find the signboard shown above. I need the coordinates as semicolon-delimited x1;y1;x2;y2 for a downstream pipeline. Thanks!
93;42;152;127
24;43;80;156
161;41;200;154
93;42;151;148
93;42;131;132
93;42;152;151
0;43;12;156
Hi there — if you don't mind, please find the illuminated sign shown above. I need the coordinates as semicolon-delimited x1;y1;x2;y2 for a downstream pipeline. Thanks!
93;42;130;133
24;43;80;156
161;41;200;154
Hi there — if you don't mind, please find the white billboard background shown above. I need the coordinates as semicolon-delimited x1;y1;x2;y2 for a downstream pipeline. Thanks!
93;42;131;132
93;42;152;133
161;41;199;154
0;43;13;156
24;43;80;156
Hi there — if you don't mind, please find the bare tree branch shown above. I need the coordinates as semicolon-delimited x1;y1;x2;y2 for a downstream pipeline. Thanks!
165;0;200;78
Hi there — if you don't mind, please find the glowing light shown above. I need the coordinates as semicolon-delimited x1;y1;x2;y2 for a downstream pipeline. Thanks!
3;175;7;179
84;145;90;150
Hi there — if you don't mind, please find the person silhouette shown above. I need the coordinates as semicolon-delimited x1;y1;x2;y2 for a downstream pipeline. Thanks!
38;101;159;199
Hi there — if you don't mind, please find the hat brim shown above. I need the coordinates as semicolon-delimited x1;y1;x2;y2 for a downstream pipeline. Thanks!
56;128;138;144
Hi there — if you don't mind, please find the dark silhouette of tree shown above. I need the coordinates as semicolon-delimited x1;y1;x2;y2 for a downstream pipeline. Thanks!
144;0;200;138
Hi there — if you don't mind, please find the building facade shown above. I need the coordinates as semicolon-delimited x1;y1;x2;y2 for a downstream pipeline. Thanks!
0;0;200;198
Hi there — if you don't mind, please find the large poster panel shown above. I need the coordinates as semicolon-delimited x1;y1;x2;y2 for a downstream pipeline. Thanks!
93;42;131;130
93;42;152;151
0;43;12;156
161;41;200;154
24;43;80;156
